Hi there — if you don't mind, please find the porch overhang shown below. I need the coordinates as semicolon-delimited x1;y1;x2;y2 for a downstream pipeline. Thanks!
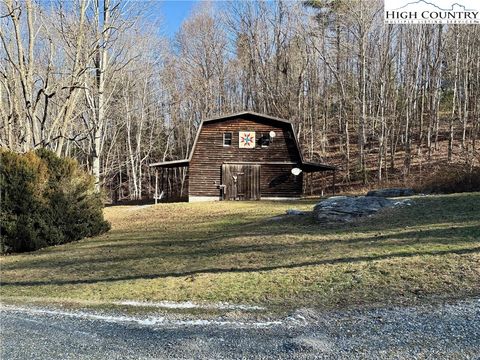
300;161;336;173
149;159;190;168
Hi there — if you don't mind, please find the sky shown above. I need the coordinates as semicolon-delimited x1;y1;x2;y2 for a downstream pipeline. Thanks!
155;0;198;38
34;0;200;40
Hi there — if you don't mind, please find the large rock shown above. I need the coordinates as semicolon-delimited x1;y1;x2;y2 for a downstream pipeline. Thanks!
366;188;415;197
313;196;403;222
286;209;307;216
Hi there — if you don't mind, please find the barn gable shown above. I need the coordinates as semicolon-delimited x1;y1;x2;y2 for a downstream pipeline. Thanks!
150;111;335;202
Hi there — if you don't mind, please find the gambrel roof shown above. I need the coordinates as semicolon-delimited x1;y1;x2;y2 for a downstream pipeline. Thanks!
150;111;335;172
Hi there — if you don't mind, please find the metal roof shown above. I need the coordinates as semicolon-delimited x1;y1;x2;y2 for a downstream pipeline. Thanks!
301;161;336;172
149;159;189;168
202;111;292;125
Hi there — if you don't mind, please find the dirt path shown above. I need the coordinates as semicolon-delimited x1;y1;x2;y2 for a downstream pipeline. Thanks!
1;299;479;359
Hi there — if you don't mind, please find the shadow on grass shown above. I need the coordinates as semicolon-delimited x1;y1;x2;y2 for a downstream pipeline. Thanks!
2;246;479;287
2;193;479;288
3;222;479;272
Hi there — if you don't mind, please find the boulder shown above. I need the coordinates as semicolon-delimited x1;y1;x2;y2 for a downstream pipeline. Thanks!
313;196;408;222
366;188;415;197
286;209;307;216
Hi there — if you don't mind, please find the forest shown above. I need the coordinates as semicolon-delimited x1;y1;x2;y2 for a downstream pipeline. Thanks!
1;0;479;200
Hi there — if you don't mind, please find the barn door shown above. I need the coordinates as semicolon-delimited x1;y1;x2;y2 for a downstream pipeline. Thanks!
222;164;260;200
242;164;260;200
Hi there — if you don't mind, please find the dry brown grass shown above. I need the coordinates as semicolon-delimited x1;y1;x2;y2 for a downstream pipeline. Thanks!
1;193;479;311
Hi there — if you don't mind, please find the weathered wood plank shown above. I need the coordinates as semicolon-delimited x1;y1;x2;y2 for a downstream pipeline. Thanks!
190;115;302;198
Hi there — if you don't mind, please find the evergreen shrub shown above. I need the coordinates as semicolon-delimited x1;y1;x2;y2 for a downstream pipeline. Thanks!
0;149;110;253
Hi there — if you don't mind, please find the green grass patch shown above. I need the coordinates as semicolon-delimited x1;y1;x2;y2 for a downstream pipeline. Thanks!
1;193;479;311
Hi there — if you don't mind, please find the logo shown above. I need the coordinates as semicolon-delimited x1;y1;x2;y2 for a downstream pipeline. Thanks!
384;0;480;24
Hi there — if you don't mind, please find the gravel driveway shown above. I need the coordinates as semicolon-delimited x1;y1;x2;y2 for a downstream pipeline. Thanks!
1;299;479;359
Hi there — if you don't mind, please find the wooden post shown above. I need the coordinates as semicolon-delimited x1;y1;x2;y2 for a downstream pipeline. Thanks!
332;169;336;196
166;168;169;199
161;167;165;199
310;172;313;196
154;168;158;205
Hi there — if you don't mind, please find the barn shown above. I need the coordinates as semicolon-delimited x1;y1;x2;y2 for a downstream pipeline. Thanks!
150;111;336;202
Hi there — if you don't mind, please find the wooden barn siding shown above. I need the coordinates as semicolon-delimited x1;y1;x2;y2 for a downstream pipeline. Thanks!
189;116;302;197
260;164;303;197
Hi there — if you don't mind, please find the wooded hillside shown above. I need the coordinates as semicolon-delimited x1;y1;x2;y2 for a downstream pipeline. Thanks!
1;0;479;200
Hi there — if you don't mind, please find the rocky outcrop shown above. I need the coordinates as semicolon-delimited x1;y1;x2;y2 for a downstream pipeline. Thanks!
313;196;412;222
286;209;307;216
366;188;415;197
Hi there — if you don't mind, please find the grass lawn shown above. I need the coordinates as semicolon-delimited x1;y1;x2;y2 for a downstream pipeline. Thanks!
1;193;479;311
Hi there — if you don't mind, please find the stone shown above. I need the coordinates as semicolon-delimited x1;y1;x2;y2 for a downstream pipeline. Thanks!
313;196;410;222
286;209;307;216
366;188;415;197
393;198;414;207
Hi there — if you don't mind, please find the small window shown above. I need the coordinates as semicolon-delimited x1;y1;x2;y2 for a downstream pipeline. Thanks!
260;134;270;148
223;132;232;146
